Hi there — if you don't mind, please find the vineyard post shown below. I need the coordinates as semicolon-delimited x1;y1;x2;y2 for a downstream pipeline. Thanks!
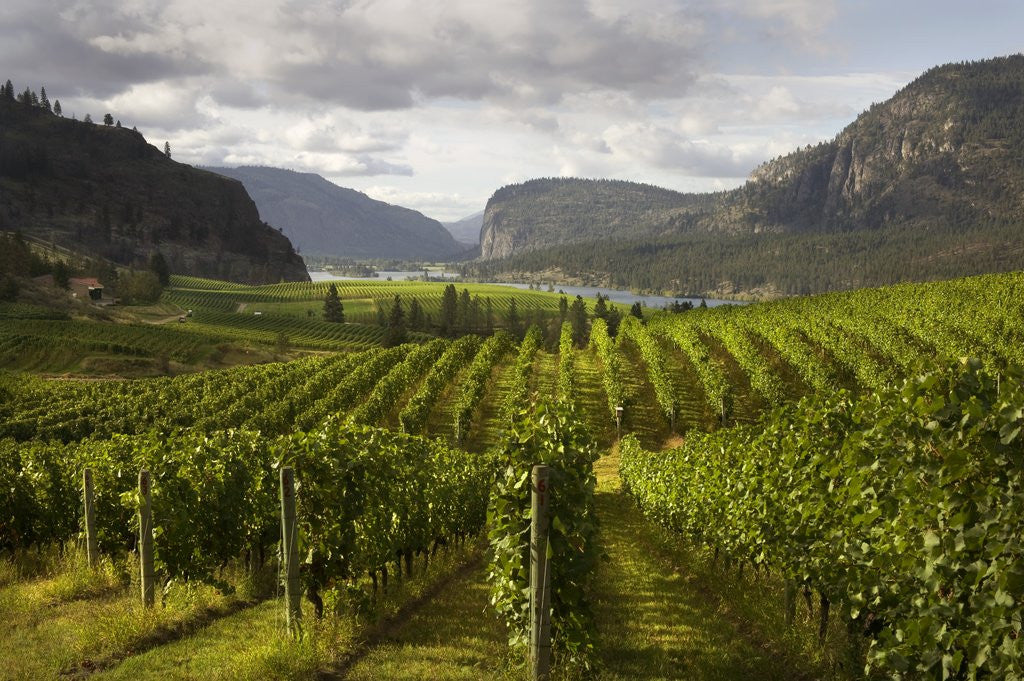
280;466;301;633
615;405;623;439
83;469;98;568
138;470;154;608
530;464;552;681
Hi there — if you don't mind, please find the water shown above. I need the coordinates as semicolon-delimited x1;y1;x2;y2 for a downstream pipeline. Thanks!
309;271;741;308
478;282;740;309
309;270;459;282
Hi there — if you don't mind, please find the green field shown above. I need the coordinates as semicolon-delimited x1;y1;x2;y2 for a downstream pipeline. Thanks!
2;270;1023;679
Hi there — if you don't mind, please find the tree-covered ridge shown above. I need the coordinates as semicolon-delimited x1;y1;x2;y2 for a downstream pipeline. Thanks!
475;55;1024;297
0;80;308;285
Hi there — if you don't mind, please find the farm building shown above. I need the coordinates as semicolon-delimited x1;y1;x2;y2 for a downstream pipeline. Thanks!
68;277;104;302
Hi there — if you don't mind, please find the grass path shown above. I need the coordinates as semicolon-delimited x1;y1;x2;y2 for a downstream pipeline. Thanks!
591;449;805;681
341;564;519;681
465;361;518;451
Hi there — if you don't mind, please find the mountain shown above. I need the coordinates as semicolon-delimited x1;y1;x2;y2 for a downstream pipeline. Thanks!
443;210;485;245
474;55;1024;297
0;96;308;284
206;166;463;261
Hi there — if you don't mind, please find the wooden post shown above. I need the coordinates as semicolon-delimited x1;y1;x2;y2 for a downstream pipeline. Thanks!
83;469;98;568
530;465;552;681
615;405;623;439
138;470;154;608
280;466;301;633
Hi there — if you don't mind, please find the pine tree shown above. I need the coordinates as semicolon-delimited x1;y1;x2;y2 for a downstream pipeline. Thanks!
593;293;608;320
103;113;114;126
323;283;345;322
115;120;121;128
507;298;522;339
83;113;93;123
569;295;588;347
558;296;568;323
484;297;494;334
53;100;62;116
39;87;50;112
163;141;171;158
439;283;457;336
607;306;622;337
1;80;12;100
457;288;471;334
408;297;424;330
148;252;170;286
629;301;643;319
384;295;406;347
699;298;707;309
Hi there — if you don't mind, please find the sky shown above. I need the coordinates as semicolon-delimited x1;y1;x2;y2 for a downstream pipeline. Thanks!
2;1;1021;221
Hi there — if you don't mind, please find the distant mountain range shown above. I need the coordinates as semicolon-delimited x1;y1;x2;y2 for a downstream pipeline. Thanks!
443;210;484;245
206;166;464;261
0;98;308;284
471;55;1024;297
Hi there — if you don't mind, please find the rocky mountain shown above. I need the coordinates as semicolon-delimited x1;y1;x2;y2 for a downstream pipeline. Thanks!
475;55;1024;295
0;96;308;284
443;210;485;245
206;166;463;261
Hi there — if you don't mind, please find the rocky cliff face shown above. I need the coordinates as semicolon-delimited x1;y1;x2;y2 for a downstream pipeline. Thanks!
0;100;309;284
479;55;1024;260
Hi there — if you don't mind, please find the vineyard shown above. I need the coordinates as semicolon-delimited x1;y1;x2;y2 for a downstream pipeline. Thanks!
2;270;1023;679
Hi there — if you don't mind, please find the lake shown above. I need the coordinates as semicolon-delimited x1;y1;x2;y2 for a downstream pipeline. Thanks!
308;271;741;309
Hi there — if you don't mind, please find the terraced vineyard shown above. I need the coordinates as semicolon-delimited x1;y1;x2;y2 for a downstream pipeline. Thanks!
3;270;1024;680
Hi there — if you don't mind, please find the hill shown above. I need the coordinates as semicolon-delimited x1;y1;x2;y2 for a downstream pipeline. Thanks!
443;210;485;245
474;55;1024;296
206;166;464;260
0;94;308;284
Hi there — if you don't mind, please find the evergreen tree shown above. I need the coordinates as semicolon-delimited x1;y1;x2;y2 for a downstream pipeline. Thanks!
558;295;568;323
103;113;114;126
507;298;522;338
593;293;608;321
408;297;424;330
440;283;457;336
569;295;588;347
1;80;12;100
52;100;62;116
163;141;171;158
699;298;707;309
115;120;121;128
148;251;170;286
384;294;406;347
484;297;494;334
607;306;623;337
83;113;93;123
323;283;345;322
457;288;471;334
39;87;50;112
629;301;643;319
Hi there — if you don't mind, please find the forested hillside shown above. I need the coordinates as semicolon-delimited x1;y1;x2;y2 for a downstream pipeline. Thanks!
473;55;1024;297
0;87;309;284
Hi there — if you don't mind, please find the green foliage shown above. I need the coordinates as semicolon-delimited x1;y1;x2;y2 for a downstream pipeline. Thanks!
117;270;163;305
621;359;1024;679
619;316;676;423
556;321;575;401
322;283;344;323
283;422;491;596
500;326;542;424
398;335;481;434
450;331;514;442
589;317;625;418
486;401;599;668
